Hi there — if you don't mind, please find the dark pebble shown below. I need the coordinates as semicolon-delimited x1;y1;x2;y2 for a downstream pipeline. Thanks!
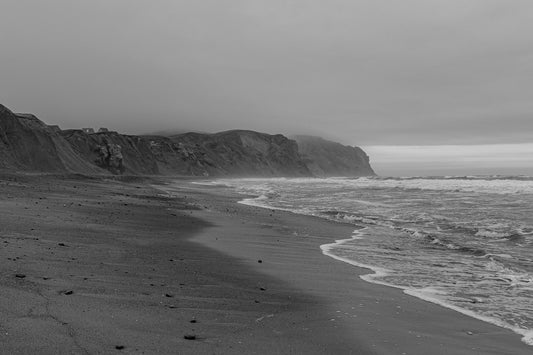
15;274;26;278
115;345;125;350
165;293;173;298
63;290;74;295
257;260;262;263
190;319;197;323
184;334;196;340
58;243;66;246
260;287;266;291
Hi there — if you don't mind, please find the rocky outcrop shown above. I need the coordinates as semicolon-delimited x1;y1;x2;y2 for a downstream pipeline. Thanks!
61;130;159;175
96;143;124;174
292;135;375;177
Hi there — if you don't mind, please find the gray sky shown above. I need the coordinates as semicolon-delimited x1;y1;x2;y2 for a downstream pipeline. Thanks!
1;1;532;155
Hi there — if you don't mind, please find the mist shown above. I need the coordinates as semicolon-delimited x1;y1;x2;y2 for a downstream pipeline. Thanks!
1;1;532;174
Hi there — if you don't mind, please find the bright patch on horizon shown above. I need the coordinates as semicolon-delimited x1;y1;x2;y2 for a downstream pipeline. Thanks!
363;143;533;176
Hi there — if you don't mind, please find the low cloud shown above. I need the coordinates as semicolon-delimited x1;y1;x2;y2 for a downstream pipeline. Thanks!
1;1;532;147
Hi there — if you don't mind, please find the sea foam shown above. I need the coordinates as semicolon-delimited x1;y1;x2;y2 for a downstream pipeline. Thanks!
210;176;533;346
320;230;533;346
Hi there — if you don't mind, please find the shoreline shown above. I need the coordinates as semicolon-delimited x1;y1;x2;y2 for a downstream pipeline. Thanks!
320;230;533;348
201;177;533;348
0;173;531;354
160;178;533;354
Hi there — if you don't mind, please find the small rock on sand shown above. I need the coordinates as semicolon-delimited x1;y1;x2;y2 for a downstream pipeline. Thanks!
183;334;196;340
15;274;26;278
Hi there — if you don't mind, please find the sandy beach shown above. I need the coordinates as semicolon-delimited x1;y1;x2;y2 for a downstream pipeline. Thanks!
0;174;531;354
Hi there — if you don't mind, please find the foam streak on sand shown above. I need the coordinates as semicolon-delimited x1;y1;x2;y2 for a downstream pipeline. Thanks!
320;228;396;288
320;229;533;346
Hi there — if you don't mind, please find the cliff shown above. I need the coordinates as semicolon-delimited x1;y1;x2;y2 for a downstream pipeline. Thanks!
61;130;159;175
0;105;104;173
292;135;375;177
59;129;309;177
159;130;310;177
0;103;374;177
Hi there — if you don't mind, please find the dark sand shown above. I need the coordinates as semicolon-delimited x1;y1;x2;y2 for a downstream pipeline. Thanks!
0;174;531;354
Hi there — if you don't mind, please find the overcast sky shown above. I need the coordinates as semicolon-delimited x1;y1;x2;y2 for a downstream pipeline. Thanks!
1;1;531;174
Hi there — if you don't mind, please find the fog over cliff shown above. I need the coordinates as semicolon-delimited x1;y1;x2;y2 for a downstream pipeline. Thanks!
1;1;531;175
2;1;532;145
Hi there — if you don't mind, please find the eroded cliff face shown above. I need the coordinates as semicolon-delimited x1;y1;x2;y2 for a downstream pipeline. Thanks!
13;120;310;177
0;105;104;173
159;130;310;177
137;130;307;176
1;103;375;177
61;130;159;175
292;135;375;177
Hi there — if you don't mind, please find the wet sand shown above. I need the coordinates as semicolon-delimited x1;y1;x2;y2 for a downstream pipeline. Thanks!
0;173;530;354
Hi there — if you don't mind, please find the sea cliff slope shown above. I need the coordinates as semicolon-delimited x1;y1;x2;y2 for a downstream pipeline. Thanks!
292;135;375;177
0;104;104;173
1;104;375;177
161;130;310;177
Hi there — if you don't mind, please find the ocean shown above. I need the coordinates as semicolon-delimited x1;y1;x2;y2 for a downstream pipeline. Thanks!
198;176;533;345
